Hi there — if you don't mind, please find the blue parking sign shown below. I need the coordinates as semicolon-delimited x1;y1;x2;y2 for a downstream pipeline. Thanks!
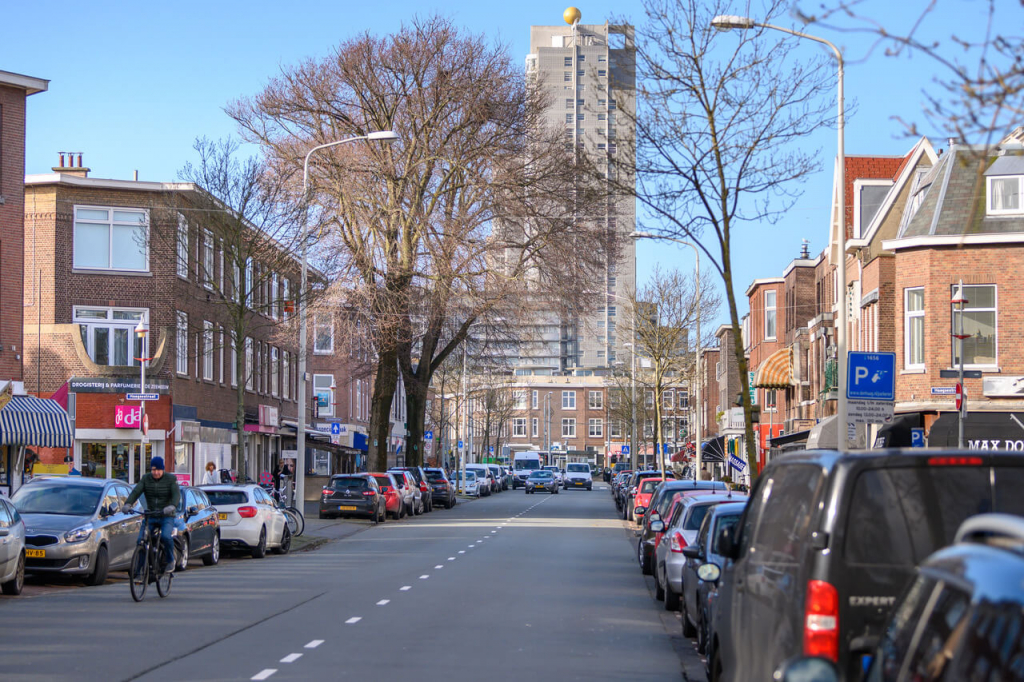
847;352;896;401
910;428;925;448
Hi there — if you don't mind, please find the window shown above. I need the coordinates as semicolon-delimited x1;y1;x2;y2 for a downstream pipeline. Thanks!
644;419;654;438
563;71;571;82
566;113;573;123
232;260;241;303
598;98;606;106
218;244;224;293
598;55;606;62
513;419;527;437
75;307;148;367
598;113;606;121
245;337;253;391
577;70;585;78
987;175;1023;215
314;315;334;354
611;420;622;438
664;391;674;409
270;274;279;320
314;374;334;417
282;351;290;400
952;284;997;366
577;54;585;62
565;99;573;108
577;113;585;121
645;391;654;408
589;418;603;437
282;278;290;320
532;390;539;409
608;306;616;317
203;321;214;380
765;290;777;340
589;390;603;409
608;99;617;110
905;287;925;369
245;258;253;307
532;418;539;437
202;230;214;290
598;69;606;77
597;143;606;150
230;332;238;387
564;57;572;67
73;206;148;271
176;311;188;375
679;391;689;409
176;216;188;278
562;390;576;409
270;347;279;396
562;418;576;438
218;328;224;384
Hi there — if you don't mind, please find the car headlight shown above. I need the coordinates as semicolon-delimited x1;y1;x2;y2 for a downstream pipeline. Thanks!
64;524;94;543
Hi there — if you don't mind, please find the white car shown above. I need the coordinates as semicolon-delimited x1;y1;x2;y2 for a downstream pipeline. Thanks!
201;485;290;558
457;470;480;497
543;465;564;486
464;465;493;496
563;463;593;490
0;495;26;595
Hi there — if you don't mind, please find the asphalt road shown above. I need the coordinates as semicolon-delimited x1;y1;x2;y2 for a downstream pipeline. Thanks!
0;487;685;681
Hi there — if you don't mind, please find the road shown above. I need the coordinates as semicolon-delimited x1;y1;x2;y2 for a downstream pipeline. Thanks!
0;487;685;681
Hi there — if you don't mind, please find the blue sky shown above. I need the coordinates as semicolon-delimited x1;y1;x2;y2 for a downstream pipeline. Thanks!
3;0;979;329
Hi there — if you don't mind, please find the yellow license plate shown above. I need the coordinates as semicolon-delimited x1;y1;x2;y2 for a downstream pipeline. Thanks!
339;506;357;511
26;549;45;558
218;513;227;520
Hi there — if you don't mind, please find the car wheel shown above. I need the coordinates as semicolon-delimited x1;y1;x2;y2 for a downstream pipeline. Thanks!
177;534;190;571
84;545;109;586
710;646;723;682
665;584;680;611
654;565;665;600
203;532;220;566
1;551;24;595
274;524;292;554
639;541;653;576
251;527;267;559
681;596;696;634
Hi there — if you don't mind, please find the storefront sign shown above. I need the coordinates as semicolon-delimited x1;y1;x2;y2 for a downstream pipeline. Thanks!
179;421;201;442
983;376;1024;398
70;377;170;394
281;449;297;460
114;405;143;428
174;473;192;485
727;407;745;430
259;405;279;428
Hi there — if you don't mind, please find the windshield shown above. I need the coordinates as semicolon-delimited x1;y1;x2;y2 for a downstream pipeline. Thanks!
567;464;589;473
532;471;553;479
515;459;541;470
463;471;477;480
13;484;103;516
543;466;559;472
205;490;249;506
425;471;446;482
331;477;369;491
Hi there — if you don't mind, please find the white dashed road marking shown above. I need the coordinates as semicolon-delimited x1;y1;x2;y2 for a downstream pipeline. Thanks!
305;640;324;649
458;551;465;554
400;586;412;591
252;670;277;681
280;654;302;663
448;557;456;561
346;617;362;624
419;574;430;580
377;599;390;606
435;565;443;569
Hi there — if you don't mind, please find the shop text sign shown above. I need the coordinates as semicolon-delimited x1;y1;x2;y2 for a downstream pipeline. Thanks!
114;405;143;428
71;377;170;394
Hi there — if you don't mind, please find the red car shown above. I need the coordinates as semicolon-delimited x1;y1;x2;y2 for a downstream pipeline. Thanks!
633;476;666;523
371;473;405;520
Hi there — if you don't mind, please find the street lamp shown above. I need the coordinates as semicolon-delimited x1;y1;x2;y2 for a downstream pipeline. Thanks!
134;320;149;480
622;342;637;471
297;130;398;509
710;16;849;450
630;232;703;480
952;280;969;448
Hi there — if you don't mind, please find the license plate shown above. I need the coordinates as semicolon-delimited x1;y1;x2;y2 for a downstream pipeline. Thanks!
339;505;357;511
26;549;45;558
575;481;584;485
218;513;227;520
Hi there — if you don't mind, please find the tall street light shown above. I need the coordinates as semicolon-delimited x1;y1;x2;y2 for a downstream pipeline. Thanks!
711;15;849;450
630;232;703;480
298;130;398;509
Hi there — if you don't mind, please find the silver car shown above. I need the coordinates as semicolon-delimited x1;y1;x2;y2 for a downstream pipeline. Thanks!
0;496;27;595
13;477;142;585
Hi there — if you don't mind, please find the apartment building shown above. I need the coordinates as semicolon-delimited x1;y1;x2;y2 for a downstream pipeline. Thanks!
520;14;636;374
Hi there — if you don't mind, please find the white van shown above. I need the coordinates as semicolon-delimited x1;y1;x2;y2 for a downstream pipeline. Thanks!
512;452;543;489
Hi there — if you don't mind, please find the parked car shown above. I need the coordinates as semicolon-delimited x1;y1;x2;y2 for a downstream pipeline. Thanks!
623;471;675;522
371;473;405;519
487;464;506;492
542;465;563;486
390;467;433;512
388;470;418;515
612;471;632;509
424;468;456;509
204;484;291;557
0;495;26;595
681;501;748;656
652;492;739;610
704;449;1024;682
457;469;480;497
526;470;559;494
316;475;386;523
13;477;142;585
465;465;493;496
637;480;730;575
173;486;221;570
563;463;593;490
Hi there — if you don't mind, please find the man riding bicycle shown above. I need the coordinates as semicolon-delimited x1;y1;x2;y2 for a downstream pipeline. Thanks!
124;456;180;573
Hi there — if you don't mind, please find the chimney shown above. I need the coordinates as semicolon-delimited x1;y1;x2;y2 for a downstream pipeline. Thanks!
52;151;90;178
800;239;810;260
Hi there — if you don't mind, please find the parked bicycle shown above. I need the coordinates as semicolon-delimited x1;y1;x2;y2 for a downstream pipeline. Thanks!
260;478;305;537
127;509;173;601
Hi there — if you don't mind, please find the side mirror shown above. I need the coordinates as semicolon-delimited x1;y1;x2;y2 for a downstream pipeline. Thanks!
775;657;839;682
696;562;721;584
649;520;665;533
717;524;739;560
681;545;701;559
649;511;661;522
0;528;9;538
187;505;200;517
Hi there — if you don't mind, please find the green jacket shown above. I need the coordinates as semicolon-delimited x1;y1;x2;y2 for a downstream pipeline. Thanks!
125;473;181;512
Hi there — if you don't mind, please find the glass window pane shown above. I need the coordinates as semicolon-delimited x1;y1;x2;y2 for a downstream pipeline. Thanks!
112;224;147;270
962;310;996;365
991;177;1020;211
113;328;129;366
907;289;924;312
112;210;145;223
112;310;143;320
964;285;995;309
94;327;109;365
75;308;109;319
74;222;109;268
76;208;109;221
909;316;924;365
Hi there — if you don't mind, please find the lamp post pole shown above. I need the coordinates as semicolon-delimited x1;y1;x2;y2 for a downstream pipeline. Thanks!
711;16;847;449
952;280;969;448
299;131;397;510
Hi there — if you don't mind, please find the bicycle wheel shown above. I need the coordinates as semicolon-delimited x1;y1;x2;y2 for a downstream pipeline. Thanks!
129;545;148;602
156;570;172;598
286;507;305;537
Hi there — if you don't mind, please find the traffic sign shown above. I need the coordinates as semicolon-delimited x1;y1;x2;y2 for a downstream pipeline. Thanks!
955;383;963;412
488;446;494;454
330;422;342;436
848;399;895;425
458;440;464;450
910;428;925;447
126;392;159;402
142;413;149;436
621;445;630;455
425;430;433;441
847;352;896;401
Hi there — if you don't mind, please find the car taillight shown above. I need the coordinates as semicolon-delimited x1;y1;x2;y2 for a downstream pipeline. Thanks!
804;580;839;662
420;482;429;492
669;531;687;553
322;488;332;496
362;490;376;496
238;506;258;518
928;455;983;466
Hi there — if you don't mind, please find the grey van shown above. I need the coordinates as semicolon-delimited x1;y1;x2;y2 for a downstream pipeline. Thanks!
704;449;1024;682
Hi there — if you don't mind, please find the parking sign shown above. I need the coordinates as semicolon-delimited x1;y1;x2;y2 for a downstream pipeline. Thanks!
847;352;896;401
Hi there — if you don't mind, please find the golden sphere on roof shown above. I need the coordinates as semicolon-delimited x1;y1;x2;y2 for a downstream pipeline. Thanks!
564;6;581;25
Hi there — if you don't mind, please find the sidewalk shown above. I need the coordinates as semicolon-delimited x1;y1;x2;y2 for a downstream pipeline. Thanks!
290;500;374;551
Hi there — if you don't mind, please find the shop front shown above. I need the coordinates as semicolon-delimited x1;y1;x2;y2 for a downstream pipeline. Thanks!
173;418;236;486
0;381;74;496
243;405;282;482
927;411;1024;449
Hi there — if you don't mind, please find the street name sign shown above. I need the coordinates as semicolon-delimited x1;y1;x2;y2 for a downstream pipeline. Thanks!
126;393;159;401
931;386;956;396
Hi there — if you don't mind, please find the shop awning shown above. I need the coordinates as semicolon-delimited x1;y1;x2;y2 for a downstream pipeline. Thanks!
700;436;726;463
0;396;74;448
753;347;793;389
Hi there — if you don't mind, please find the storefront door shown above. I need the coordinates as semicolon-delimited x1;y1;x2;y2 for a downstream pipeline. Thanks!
82;442;111;479
130;442;153;483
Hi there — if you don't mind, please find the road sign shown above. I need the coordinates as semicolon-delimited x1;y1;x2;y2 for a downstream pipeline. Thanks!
931;386;956;396
910;428;925;447
621;445;630;455
940;369;982;379
142;413;149;436
955;383;964;412
847;352;896;401
330;422;342;436
126;392;159;402
848;399;895;425
425;430;433;441
488;446;494;454
458;440;464;450
727;452;746;472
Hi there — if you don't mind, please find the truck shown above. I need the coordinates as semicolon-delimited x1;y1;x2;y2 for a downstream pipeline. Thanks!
511;451;544;489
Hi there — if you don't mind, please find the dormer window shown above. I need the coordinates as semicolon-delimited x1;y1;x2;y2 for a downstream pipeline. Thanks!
987;175;1022;215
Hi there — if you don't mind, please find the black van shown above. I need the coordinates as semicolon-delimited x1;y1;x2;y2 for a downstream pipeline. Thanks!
704;449;1024;682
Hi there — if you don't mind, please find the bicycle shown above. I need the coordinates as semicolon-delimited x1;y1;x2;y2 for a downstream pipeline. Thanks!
266;478;305;537
127;510;174;602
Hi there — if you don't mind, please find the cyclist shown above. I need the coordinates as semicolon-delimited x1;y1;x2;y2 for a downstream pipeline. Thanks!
124;456;180;573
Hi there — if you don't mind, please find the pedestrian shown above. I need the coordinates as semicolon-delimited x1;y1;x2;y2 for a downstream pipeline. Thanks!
201;461;218;485
271;461;283;491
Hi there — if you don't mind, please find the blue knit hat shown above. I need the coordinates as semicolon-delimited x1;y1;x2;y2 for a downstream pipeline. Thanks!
150;456;165;470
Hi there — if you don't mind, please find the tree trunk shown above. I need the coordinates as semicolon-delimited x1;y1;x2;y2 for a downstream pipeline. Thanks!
721;249;760;480
367;349;399;471
404;384;428;467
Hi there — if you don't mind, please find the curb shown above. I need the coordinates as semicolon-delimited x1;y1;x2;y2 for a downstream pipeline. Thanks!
293;536;331;553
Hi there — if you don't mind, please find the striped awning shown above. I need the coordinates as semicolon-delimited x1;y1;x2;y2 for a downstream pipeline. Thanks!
0;396;74;448
753;347;794;389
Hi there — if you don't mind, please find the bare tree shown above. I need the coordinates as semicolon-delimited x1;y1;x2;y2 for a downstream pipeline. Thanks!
230;16;609;471
612;0;834;477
